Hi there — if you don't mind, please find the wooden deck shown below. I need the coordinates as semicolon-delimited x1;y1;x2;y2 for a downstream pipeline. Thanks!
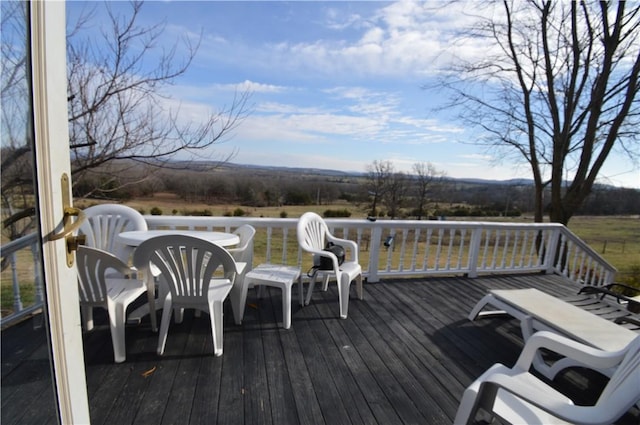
2;273;639;424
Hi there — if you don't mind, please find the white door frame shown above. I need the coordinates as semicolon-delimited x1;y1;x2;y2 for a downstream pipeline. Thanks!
30;1;90;423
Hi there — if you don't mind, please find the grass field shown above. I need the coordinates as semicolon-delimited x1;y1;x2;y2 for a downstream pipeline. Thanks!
565;215;639;282
2;197;638;315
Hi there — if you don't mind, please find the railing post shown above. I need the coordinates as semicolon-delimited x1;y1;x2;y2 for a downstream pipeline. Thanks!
467;227;482;278
543;227;561;274
368;226;382;283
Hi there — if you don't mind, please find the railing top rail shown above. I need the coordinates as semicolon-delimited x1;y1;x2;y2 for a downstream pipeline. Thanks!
0;232;39;256
144;215;567;230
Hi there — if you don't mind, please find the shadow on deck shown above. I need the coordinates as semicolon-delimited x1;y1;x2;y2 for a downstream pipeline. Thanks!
2;273;639;424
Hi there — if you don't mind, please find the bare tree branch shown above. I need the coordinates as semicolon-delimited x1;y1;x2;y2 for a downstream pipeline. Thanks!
433;0;640;224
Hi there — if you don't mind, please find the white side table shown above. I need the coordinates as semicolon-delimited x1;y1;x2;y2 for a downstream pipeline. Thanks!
241;264;303;329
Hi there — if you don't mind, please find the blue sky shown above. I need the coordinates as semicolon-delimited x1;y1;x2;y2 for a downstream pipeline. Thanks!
67;1;639;189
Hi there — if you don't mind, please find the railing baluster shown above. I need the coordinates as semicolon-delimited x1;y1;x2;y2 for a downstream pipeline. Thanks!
410;229;420;272
481;229;490;271
281;227;289;264
265;227;273;263
510;230;519;269
10;252;24;313
384;229;395;272
434;228;444;271
423;228;432;271
457;229;466;270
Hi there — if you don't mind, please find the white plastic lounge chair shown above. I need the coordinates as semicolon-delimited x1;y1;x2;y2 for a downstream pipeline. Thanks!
469;288;638;379
454;330;640;425
576;283;640;317
132;235;239;356
78;203;147;265
297;212;363;319
76;245;147;363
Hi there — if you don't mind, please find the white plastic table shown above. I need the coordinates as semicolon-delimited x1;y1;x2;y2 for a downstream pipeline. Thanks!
117;229;239;247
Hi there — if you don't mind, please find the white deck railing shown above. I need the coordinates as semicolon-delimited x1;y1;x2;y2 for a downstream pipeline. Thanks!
1;232;45;328
1;216;616;327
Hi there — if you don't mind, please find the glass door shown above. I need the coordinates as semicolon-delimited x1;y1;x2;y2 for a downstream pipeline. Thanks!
1;1;90;423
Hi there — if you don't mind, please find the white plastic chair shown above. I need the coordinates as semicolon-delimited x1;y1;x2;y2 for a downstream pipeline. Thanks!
76;245;147;363
297;212;363;319
132;235;239;357
226;225;258;325
78;203;147;265
454;330;640;425
226;224;256;268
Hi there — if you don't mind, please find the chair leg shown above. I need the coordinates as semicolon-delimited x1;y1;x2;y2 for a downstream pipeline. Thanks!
298;275;304;307
453;381;482;425
157;298;173;355
321;274;330;291
107;301;127;363
338;273;351;319
82;306;94;331
229;279;249;325
305;273;318;305
209;300;224;356
355;274;364;300
146;278;158;332
175;308;185;323
282;284;292;329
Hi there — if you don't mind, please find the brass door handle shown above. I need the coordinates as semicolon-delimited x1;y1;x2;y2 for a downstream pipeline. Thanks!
48;206;85;242
46;173;86;266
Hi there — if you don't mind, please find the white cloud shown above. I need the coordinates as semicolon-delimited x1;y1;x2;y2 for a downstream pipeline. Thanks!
459;153;493;161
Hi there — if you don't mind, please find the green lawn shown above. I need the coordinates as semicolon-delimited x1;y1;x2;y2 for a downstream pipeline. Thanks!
566;216;640;283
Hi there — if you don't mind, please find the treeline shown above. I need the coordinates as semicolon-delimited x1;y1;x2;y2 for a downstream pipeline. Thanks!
73;161;640;217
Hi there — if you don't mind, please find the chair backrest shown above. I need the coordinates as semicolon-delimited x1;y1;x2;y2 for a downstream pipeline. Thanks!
79;204;147;263
297;212;329;252
227;224;256;268
597;335;640;418
76;245;130;304
132;235;238;302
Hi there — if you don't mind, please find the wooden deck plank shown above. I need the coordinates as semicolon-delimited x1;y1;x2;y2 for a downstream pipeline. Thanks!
2;274;639;425
338;295;448;424
304;292;404;425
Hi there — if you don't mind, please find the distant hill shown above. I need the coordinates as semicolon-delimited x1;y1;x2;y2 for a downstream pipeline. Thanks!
171;160;632;190
224;162;537;186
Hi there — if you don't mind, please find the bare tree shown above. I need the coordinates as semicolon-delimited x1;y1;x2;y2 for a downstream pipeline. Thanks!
1;1;36;241
67;1;251;197
412;162;445;220
1;0;251;230
384;171;409;219
436;1;639;225
365;160;394;217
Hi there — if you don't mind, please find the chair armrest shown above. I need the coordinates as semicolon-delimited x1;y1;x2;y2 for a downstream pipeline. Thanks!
82;246;134;277
479;372;608;425
615;315;640;327
605;283;640;296
514;331;626;373
579;284;640;309
325;235;359;263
